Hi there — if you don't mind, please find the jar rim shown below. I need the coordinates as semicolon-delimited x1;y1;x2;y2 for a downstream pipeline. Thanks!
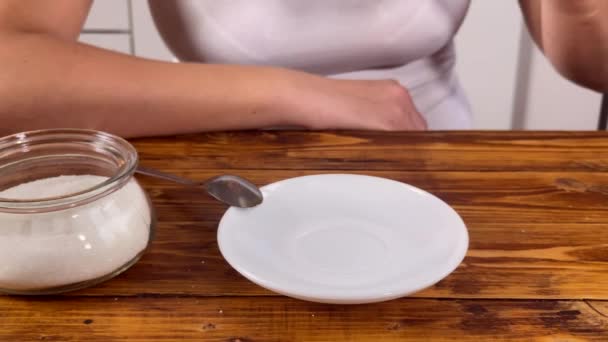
0;129;138;213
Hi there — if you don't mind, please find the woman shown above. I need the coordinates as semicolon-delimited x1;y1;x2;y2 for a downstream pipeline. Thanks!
0;0;606;137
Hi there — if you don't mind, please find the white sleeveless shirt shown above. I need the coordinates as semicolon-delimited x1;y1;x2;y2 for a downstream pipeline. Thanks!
149;0;472;129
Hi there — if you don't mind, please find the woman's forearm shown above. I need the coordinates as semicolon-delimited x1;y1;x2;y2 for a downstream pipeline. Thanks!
0;23;428;137
0;31;297;137
519;0;608;92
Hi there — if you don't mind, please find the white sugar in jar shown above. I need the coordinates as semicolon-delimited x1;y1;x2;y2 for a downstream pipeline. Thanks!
0;130;155;294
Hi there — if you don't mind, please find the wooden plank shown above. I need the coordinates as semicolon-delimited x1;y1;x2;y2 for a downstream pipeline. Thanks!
132;131;608;172
136;170;608;224
42;171;605;299
4;132;608;341
1;297;606;341
65;219;608;299
3;171;606;298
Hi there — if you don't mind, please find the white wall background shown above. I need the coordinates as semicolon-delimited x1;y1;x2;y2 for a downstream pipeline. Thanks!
455;1;602;130
81;0;605;130
455;1;521;129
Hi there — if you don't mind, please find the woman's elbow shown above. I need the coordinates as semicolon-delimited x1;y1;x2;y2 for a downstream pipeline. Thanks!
0;61;16;136
548;53;608;93
0;85;23;137
558;68;607;93
0;52;32;136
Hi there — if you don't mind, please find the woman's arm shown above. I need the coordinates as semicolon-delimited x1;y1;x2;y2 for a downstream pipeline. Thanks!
0;0;425;138
519;0;608;92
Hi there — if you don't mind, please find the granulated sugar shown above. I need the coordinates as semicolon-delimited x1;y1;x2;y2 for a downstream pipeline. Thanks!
0;175;151;291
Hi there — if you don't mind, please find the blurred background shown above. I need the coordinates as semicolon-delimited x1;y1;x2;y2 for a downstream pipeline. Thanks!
81;0;606;130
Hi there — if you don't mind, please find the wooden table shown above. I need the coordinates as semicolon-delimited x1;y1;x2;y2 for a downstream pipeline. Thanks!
2;131;608;341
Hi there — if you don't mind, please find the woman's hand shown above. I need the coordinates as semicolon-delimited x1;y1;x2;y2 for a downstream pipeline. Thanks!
279;71;427;131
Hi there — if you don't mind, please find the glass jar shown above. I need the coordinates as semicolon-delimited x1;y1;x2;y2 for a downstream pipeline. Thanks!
0;129;155;295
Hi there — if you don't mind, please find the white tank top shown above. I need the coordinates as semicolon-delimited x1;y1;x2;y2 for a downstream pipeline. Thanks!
149;0;473;129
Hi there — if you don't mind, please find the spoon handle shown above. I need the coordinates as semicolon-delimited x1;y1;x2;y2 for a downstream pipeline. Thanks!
135;166;198;186
135;166;263;208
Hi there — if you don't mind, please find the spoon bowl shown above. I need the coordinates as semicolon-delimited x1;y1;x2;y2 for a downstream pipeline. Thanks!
136;166;263;208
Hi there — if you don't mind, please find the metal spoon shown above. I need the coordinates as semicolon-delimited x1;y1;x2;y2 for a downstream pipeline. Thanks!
135;166;263;208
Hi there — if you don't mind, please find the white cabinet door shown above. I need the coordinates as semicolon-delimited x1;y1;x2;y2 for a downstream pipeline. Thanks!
522;38;602;130
79;34;132;54
81;0;132;54
84;0;130;31
131;0;175;61
455;1;522;129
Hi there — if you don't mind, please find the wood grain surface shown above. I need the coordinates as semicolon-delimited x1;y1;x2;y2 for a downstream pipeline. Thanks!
133;131;608;171
1;297;607;341
3;131;608;341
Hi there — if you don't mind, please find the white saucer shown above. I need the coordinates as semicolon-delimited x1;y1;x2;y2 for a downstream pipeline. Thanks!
217;174;468;304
